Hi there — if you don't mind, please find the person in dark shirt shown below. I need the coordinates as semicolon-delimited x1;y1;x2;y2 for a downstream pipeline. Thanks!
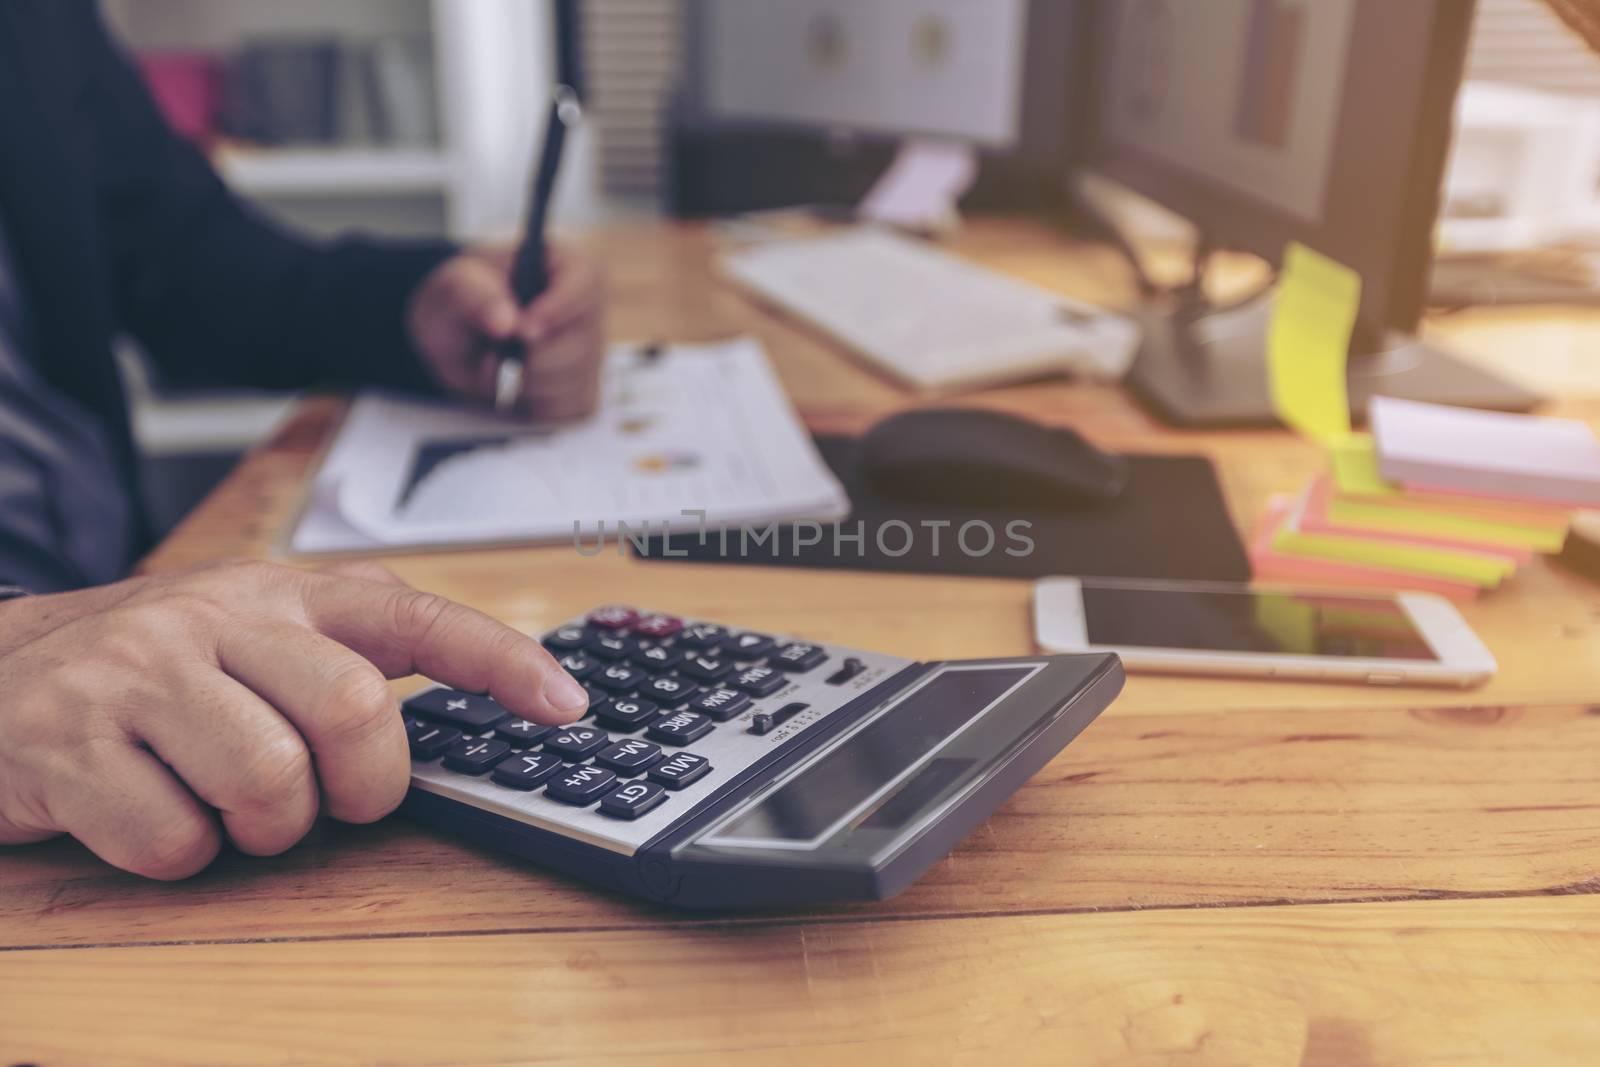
0;1;598;878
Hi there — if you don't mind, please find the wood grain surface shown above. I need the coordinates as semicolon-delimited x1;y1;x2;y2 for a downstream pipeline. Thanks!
3;220;1598;1065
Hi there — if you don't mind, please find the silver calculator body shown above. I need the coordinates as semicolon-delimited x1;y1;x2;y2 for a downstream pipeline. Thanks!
401;606;1123;909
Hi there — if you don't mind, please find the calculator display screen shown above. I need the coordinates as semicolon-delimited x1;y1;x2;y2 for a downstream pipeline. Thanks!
711;666;1033;844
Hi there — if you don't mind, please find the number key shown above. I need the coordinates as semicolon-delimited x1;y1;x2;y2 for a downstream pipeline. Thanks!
556;652;599;680
586;633;638;661
632;644;684;672
679;654;732;683
542;624;589;652
592;663;646;693
596;697;659;731
641;675;697;704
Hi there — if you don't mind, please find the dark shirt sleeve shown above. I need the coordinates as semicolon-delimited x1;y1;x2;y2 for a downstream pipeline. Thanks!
77;5;456;394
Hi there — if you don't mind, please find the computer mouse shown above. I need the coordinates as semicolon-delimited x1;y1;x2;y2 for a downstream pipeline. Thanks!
859;408;1130;509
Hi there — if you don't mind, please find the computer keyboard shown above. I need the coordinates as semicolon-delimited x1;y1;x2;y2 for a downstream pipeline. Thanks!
398;604;1124;908
721;228;1140;392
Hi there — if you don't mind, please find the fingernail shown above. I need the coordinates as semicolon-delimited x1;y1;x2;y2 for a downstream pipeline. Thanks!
543;671;589;717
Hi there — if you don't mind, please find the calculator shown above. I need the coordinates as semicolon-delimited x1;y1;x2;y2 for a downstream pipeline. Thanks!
399;605;1123;909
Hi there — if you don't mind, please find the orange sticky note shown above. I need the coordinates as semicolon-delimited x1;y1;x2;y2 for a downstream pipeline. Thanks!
1268;241;1361;446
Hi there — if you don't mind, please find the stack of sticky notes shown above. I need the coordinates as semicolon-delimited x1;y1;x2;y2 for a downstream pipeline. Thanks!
1251;241;1600;599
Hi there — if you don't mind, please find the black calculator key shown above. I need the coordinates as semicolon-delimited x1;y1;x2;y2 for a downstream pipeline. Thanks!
587;605;638;631
679;654;733;683
556;652;599;680
542;624;589;652
596;697;659;731
406;719;461;759
591;663;646;693
586;633;638;661
404;689;509;730
773;643;828;672
690;686;751;721
582;683;608;711
631;613;683;639
490;750;566;790
678;622;728;649
442;738;511;775
599;779;667;819
546;764;617;805
723;632;775;658
648;751;711;789
731;664;786;697
641;675;697;704
647;710;714;746
543;724;609;760
495;719;553;747
632;644;684;672
594;738;663;775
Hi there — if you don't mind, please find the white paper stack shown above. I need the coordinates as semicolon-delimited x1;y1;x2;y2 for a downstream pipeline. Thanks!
287;337;848;555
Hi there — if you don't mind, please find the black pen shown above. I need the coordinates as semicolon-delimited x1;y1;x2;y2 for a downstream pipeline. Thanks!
495;84;582;413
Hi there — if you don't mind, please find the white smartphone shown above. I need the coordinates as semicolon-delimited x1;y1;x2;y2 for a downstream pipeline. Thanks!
1033;577;1497;687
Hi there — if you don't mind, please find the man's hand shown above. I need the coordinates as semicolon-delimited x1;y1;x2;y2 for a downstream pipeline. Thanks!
0;560;589;879
407;244;606;422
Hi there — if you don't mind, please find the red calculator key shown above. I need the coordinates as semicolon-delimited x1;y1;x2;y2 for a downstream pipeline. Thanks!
588;605;638;631
631;613;683;639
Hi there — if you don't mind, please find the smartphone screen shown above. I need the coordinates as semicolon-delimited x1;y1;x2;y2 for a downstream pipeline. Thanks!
1081;584;1439;660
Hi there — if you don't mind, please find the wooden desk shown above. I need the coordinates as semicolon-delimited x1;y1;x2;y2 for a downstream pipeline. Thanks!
4;220;1599;1066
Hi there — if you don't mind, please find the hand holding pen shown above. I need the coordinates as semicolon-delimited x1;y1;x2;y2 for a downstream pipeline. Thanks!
404;85;606;421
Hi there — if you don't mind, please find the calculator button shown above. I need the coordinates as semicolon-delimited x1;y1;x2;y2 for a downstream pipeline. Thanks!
542;624;590;652
585;633;638;661
773;643;828;672
587;606;638;631
631;613;683;639
731;664;786;697
406;720;462;759
582;683;608;711
641;675;697;704
690;686;751;721
648;751;711;789
599;780;668;819
678;623;729;649
594;738;663;775
556;652;599;680
592;663;646;693
596;697;660;731
632;644;684;672
543;725;609;761
404;690;510;730
495;719;554;747
648;710;714;746
442;738;511;775
491;751;566;790
723;632;775;658
679;654;733;683
546;764;618;805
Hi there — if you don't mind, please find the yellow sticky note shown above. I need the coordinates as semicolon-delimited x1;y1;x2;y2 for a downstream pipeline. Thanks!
1268;241;1361;445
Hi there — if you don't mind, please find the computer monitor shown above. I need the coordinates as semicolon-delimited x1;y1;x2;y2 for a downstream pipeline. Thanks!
673;0;1085;217
1079;0;1539;426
